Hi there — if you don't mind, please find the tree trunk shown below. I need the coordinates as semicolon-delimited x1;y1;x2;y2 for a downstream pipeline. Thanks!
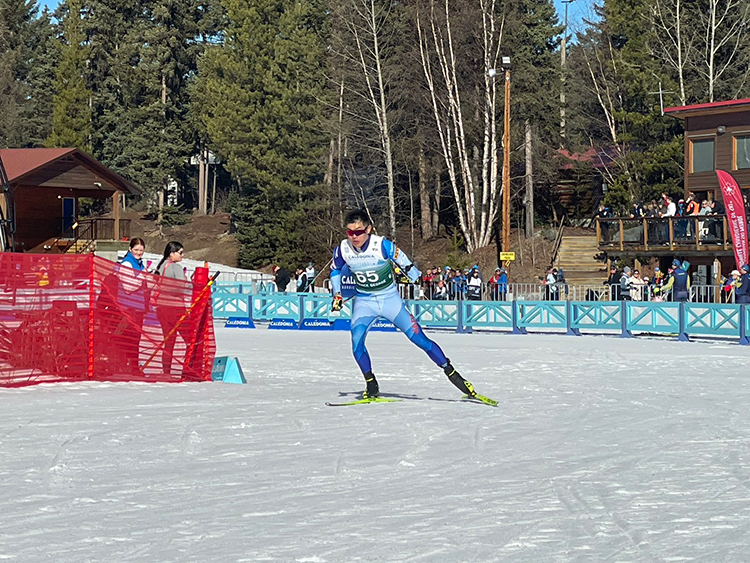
197;148;205;215
419;148;433;239
524;120;534;240
211;168;217;215
336;78;345;226
433;171;441;236
158;188;164;224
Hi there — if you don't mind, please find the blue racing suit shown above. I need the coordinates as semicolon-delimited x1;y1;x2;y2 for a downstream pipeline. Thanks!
330;235;448;375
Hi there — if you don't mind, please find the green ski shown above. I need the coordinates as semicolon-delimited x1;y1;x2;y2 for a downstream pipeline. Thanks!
325;397;402;407
462;393;498;407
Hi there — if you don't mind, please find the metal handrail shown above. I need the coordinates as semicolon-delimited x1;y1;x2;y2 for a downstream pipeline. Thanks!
549;216;566;267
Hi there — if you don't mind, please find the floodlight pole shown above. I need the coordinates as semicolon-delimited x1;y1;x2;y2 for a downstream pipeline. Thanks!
502;61;511;269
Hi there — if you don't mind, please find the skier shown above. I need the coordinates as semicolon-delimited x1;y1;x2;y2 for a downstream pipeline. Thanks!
329;209;488;402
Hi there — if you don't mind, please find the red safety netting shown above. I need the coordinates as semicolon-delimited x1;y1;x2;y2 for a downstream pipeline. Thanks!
0;253;216;387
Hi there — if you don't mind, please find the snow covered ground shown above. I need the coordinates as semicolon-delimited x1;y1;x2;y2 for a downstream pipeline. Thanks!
2;328;750;562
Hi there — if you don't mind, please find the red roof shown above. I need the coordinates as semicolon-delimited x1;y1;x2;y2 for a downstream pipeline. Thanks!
0;148;140;195
664;98;750;117
0;148;76;182
556;147;618;170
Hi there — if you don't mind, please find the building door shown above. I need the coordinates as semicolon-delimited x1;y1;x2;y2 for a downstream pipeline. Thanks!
62;197;75;235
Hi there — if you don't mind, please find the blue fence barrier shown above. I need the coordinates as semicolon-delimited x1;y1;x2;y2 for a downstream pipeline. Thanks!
212;291;750;345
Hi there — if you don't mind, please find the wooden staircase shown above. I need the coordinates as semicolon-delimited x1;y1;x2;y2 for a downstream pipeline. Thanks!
554;234;607;285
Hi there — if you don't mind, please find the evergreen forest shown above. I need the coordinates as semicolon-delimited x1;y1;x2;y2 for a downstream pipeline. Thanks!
1;0;749;269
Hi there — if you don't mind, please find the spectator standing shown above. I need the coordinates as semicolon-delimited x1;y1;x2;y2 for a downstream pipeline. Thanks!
735;265;750;304
685;194;700;215
273;265;291;292
605;265;620;300
619;266;632;301
117;237;149;373
650;267;665;293
155;241;191;375
660;259;690;302
629;269;647;301
304;262;316;292
722;270;742;303
545;267;558;301
488;267;508;301
466;269;482;300
295;267;308;292
661;194;677;216
596;204;612;241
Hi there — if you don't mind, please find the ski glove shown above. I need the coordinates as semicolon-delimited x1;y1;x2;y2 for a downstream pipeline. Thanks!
331;294;343;311
403;264;421;283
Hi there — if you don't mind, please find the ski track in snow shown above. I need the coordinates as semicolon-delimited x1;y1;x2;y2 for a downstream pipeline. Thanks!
1;327;750;562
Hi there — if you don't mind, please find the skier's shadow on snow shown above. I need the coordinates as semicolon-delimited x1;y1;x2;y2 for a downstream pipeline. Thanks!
337;391;467;404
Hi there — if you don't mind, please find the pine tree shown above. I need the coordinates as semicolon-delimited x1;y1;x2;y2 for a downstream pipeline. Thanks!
193;0;329;268
46;0;92;150
0;0;53;147
565;0;685;214
22;7;56;146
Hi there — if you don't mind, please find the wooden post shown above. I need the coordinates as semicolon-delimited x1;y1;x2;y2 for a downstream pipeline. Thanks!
669;218;674;251
643;218;649;251
695;217;700;251
723;216;729;250
596;218;601;243
619;219;624;251
113;190;121;240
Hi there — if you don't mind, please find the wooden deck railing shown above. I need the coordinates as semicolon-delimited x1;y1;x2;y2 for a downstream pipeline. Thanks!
596;216;732;252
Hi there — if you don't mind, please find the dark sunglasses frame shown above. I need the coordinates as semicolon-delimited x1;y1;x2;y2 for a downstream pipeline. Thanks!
346;228;368;237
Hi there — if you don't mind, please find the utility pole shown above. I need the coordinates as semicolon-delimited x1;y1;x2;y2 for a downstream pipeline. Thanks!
502;57;512;269
560;0;575;144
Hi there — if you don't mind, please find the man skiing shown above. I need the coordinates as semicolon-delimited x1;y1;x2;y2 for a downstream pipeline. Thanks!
329;209;490;403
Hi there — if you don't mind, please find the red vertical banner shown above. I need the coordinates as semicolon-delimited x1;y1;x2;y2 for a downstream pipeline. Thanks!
716;170;749;268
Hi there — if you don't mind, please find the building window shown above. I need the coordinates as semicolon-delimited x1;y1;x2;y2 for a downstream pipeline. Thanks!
736;136;750;169
691;138;715;173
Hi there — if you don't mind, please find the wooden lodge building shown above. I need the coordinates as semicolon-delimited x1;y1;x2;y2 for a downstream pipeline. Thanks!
596;98;750;284
0;148;140;254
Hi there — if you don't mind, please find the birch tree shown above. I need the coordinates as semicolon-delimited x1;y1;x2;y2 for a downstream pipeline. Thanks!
416;0;503;252
649;0;696;106
332;0;398;238
696;0;750;102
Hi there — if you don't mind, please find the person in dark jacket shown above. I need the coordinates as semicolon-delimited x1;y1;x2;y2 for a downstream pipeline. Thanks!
660;259;690;302
273;265;291;293
605;265;620;300
736;264;750;304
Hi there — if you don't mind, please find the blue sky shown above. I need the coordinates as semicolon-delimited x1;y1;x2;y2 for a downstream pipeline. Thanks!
38;0;594;34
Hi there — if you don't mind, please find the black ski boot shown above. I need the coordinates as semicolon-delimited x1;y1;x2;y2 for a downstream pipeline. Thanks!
362;372;380;399
443;362;477;398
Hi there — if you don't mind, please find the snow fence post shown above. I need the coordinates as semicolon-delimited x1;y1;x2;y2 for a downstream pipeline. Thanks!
619;300;632;338
677;301;690;342
740;304;749;345
455;301;470;334
566;300;581;336
511;300;527;335
299;294;306;326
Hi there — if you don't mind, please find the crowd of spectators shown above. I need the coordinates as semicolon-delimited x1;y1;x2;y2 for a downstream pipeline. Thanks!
597;192;750;245
415;265;508;301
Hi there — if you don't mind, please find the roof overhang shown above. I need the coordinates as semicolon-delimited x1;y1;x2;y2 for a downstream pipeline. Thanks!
664;98;750;119
0;148;141;196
